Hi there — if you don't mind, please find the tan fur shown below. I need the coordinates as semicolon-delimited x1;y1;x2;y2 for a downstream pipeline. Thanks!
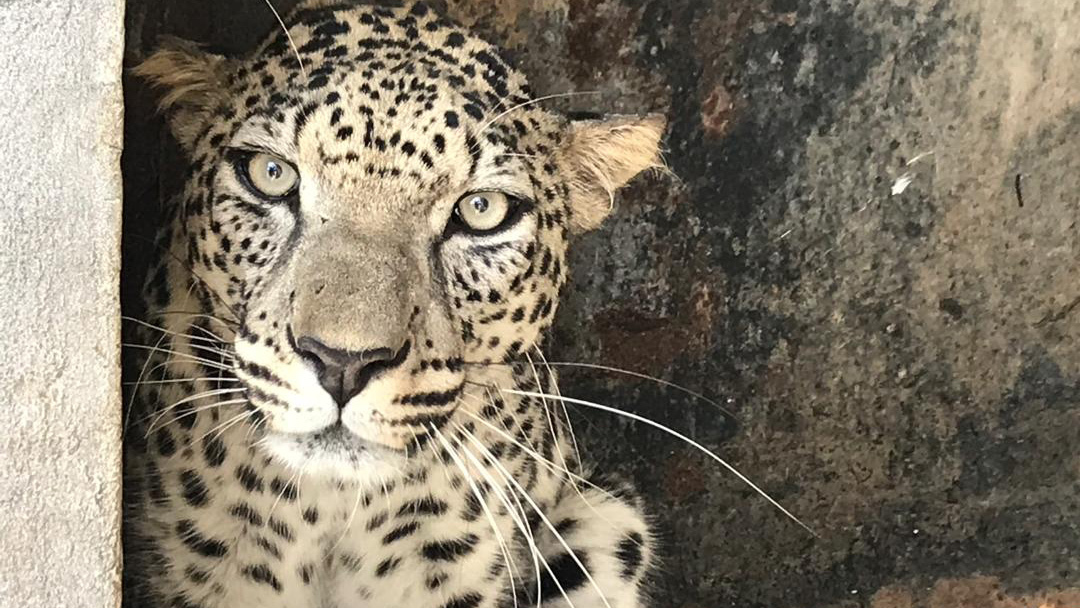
133;37;230;150
560;114;667;232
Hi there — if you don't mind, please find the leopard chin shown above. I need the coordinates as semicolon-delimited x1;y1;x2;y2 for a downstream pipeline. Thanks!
260;422;410;485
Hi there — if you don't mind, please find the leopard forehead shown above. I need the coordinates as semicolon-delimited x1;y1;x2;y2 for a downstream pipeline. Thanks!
202;1;562;182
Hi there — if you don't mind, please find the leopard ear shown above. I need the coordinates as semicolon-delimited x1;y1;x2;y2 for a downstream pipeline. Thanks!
134;37;231;152
560;114;666;233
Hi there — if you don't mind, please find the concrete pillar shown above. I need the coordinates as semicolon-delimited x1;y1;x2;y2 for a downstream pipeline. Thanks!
0;1;124;607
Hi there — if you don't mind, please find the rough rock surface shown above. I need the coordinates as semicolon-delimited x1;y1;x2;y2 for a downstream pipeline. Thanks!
123;1;1080;606
0;0;125;607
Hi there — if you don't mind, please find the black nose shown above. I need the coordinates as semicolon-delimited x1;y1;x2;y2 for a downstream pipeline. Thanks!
295;336;410;406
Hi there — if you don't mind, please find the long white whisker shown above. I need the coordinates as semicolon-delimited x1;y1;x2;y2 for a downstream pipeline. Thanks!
503;389;818;537
263;0;307;80
431;425;520;608
459;425;597;608
198;409;256;443
531;348;582;489
466;359;735;419
147;398;250;435
144;388;248;436
123;377;240;387
330;482;365;553
123;344;235;371
457;445;547;608
151;311;237;329
122;316;226;345
124;328;172;437
474;90;600;142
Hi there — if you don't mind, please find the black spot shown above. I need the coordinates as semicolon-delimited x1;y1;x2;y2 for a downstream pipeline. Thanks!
156;428;176;457
463;103;484;120
236;465;264;493
202;436;226;467
255;536;282;560
615;532;644;578
383;521;421;544
176;520;228;558
269;477;298;501
184;565;210;585
298;563;314;584
302;507;319;525
461;492;484;522
366;510;389;531
445;111;459;128
229;502;264;527
268;517;294;542
242;564;282;592
554;518;579;536
439;592;482;608
446;32;465;47
536;552;590;601
397;496;449;517
375;556;402;577
422;534;478;562
180;470;210;507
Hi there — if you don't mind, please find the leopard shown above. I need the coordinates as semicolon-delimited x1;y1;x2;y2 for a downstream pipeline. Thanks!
123;1;666;607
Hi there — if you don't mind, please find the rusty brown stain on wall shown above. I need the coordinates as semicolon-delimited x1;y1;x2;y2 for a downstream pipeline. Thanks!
866;577;1080;608
701;83;737;138
592;280;718;376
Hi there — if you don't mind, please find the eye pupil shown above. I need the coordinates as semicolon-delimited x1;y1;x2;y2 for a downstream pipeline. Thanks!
266;161;282;180
470;196;489;213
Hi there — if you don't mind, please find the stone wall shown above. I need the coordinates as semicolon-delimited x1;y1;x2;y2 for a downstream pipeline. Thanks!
0;0;125;607
122;1;1080;606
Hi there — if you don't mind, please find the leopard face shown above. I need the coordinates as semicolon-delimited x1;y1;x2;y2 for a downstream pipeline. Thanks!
138;0;663;482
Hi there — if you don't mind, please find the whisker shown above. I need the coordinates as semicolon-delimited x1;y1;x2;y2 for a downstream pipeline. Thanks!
125;339;235;361
502;389;818;537
473;90;601;146
464;359;735;419
198;409;256;443
123;377;240;387
458;425;597;608
122;344;235;371
529;349;581;487
263;0;307;81
431;425;520;607
453;431;548;608
122;315;227;345
144;388;248;433
146;398;249;435
330;481;366;554
124;329;172;437
151;311;238;329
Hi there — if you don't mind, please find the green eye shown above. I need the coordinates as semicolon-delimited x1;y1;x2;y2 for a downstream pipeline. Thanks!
453;191;511;232
242;152;299;198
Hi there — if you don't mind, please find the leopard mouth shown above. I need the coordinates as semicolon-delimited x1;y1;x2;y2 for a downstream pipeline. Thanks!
306;421;405;455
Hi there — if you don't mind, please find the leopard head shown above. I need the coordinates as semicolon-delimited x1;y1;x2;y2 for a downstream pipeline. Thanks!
137;0;664;480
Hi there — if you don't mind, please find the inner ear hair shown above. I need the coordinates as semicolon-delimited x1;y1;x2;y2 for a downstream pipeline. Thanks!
133;37;232;152
561;113;667;233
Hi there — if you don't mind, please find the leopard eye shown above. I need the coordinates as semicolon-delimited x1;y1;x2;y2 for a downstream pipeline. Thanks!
242;152;299;199
452;191;513;233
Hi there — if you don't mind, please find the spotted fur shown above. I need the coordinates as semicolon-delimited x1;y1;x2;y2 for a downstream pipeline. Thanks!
124;2;664;607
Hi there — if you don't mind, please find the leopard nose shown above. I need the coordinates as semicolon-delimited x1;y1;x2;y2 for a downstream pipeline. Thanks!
295;336;411;407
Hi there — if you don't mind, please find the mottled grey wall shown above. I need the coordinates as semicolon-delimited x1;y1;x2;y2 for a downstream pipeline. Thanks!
122;1;1080;606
